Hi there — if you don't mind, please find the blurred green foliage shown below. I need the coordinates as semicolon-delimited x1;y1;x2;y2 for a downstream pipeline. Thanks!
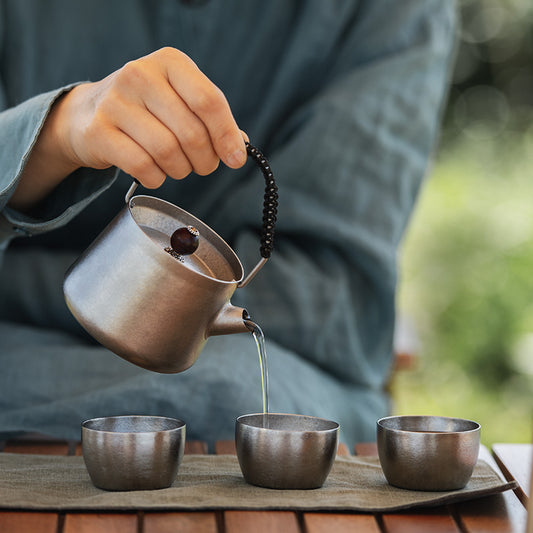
395;134;533;445
392;0;533;445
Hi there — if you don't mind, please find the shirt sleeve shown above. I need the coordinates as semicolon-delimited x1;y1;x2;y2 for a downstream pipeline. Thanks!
231;0;457;389
0;85;119;248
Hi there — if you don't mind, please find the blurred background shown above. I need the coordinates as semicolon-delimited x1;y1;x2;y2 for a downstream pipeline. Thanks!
392;0;533;445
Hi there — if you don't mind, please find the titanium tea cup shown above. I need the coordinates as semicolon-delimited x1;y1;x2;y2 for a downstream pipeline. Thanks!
235;413;339;489
82;415;186;491
377;415;480;491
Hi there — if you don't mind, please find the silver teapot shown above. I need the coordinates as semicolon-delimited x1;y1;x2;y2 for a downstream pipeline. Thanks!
63;143;277;373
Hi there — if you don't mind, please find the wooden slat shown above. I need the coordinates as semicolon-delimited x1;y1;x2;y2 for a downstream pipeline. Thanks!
457;446;528;533
215;440;236;455
63;512;137;533
381;509;459;533
0;511;58;533
304;512;381;533
144;511;218;533
355;442;378;456
456;494;528;533
492;443;531;505
185;440;209;455
337;442;350;456
225;510;300;533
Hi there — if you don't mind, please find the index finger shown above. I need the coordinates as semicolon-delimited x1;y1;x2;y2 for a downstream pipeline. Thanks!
155;48;247;168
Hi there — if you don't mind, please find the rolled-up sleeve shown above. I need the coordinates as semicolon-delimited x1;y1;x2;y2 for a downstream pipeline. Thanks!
0;86;118;247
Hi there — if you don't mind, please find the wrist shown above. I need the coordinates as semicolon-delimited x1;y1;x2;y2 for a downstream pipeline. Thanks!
44;87;86;174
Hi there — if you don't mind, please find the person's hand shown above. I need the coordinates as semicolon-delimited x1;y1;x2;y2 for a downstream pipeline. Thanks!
9;47;247;209
57;47;247;188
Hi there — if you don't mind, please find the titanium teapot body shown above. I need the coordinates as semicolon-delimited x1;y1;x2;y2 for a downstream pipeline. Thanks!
63;143;277;373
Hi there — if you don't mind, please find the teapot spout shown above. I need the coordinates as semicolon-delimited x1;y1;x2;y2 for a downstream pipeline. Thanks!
208;303;250;337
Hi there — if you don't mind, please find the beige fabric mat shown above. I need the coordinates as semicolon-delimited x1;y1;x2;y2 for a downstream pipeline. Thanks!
0;453;516;512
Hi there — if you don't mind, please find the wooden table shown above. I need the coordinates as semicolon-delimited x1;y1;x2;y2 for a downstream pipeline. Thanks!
0;437;530;533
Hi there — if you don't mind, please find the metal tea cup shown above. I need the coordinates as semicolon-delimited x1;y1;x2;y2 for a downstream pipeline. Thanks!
235;413;339;489
82;415;186;491
377;415;480;491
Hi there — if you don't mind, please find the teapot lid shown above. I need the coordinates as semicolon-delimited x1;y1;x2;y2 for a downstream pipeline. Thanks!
129;194;243;283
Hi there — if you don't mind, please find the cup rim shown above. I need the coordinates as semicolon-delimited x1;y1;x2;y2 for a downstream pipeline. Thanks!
82;415;186;434
236;412;339;433
377;415;480;435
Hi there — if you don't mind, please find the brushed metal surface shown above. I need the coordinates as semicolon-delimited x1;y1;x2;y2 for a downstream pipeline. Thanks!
82;415;186;491
64;194;250;373
235;413;339;489
377;415;480;491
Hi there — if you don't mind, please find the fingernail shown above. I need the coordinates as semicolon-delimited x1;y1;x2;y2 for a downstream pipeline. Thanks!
227;148;247;168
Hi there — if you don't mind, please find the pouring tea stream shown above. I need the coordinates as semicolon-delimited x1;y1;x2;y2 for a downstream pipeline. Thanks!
63;143;278;374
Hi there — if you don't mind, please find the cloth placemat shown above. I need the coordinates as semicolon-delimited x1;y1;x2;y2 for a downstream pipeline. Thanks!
0;453;516;512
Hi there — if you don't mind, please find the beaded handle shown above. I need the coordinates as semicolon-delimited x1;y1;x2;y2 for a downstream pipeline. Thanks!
245;142;278;259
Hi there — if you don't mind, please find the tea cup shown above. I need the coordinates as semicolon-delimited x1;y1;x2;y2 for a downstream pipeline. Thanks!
82;415;186;491
235;413;339;489
377;415;480;491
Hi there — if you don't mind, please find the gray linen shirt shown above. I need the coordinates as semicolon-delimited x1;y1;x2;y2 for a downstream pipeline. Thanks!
0;0;456;447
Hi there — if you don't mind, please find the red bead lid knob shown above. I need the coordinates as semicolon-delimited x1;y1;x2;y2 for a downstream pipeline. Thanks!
170;226;199;255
